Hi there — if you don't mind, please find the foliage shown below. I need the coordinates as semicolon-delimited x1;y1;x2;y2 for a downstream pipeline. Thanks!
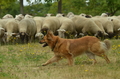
1;0;120;18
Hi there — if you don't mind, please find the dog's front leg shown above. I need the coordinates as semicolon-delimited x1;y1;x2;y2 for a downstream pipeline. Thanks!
66;53;74;66
42;56;62;66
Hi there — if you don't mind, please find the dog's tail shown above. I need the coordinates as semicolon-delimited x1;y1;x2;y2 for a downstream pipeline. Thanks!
103;39;111;50
100;39;111;52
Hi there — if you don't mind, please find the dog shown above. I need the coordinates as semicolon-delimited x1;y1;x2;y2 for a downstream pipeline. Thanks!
39;30;111;66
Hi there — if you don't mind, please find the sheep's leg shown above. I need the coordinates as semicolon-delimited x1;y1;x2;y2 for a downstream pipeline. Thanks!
42;56;62;66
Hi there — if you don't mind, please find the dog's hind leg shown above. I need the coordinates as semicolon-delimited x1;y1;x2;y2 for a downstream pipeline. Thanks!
96;53;110;64
85;52;97;65
42;56;62;66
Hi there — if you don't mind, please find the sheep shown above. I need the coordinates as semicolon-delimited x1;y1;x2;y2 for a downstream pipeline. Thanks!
90;17;109;39
5;19;19;42
80;14;108;38
18;18;37;43
96;17;114;38
66;12;75;18
33;17;45;40
57;17;76;38
107;17;120;38
56;13;65;17
70;16;103;38
0;18;14;31
0;27;6;44
101;13;108;17
24;14;33;18
15;14;24;21
2;14;14;19
41;17;61;35
79;13;92;18
45;13;54;17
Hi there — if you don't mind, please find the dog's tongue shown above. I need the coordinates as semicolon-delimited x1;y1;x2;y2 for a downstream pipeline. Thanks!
43;43;48;47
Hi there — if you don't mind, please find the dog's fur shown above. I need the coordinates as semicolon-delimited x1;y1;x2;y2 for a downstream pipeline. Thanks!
39;31;111;66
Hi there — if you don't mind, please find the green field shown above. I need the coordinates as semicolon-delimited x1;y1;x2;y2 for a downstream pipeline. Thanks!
0;39;120;79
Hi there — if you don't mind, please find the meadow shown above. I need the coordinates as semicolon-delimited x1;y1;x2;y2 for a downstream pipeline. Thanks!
0;39;120;79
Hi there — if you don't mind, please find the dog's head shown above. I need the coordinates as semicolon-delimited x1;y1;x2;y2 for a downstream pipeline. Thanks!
39;30;54;47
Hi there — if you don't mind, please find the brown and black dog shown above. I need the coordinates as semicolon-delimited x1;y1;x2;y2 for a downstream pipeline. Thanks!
39;30;111;66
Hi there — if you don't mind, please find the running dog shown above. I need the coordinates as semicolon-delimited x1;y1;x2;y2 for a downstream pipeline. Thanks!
39;30;111;66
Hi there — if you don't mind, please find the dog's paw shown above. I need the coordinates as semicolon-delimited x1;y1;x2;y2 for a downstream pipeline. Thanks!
42;63;46;66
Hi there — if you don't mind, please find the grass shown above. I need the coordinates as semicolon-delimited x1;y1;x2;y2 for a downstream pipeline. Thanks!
0;39;120;79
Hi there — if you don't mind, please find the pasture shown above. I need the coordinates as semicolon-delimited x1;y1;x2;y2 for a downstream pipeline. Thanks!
0;39;120;79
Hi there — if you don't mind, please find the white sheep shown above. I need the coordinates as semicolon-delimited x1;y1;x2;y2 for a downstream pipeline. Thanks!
101;13;108;17
24;14;33;18
41;17;61;35
96;17;114;38
2;14;14;19
57;17;76;38
0;27;6;44
108;17;120;38
66;12;75;18
5;19;19;42
18;18;37;43
33;17;44;40
71;16;103;37
91;17;108;38
15;14;24;21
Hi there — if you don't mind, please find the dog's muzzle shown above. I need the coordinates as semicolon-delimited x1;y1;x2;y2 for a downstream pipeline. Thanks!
39;41;48;47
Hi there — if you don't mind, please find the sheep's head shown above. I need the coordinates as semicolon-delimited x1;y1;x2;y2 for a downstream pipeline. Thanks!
41;28;49;35
107;32;114;39
35;32;44;40
57;29;66;38
94;31;104;38
19;32;29;43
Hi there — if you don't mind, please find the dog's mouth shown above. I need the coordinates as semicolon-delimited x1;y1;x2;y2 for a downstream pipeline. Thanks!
42;43;48;47
39;41;48;47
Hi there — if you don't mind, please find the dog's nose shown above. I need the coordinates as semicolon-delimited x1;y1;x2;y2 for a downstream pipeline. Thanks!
39;41;43;44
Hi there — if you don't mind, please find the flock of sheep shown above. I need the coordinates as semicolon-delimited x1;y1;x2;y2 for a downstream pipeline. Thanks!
0;12;120;44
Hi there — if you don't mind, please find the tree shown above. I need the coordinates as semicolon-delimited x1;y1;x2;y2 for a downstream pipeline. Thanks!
105;0;120;15
20;0;24;14
58;0;62;13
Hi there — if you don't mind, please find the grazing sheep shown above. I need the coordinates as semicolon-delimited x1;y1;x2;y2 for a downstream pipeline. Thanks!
45;13;54;17
79;13;92;18
57;17;76;38
15;14;24;21
108;17;120;38
66;12;75;18
97;17;114;38
41;17;60;35
0;18;14;31
56;13;65;17
34;17;44;40
0;27;6;44
18;18;37;43
101;13;108;17
71;16;103;37
5;19;19;42
24;14;33;18
2;14;14;19
91;17;108;38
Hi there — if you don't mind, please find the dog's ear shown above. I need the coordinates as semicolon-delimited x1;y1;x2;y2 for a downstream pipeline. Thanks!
46;30;54;40
47;30;53;36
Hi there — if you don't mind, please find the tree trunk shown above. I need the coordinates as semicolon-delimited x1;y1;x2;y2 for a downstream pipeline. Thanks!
58;0;62;13
20;0;24;14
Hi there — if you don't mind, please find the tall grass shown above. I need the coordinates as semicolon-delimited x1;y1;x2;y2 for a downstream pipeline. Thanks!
0;39;120;79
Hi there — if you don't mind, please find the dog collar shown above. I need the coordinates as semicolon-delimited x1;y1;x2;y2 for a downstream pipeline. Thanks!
51;38;58;51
